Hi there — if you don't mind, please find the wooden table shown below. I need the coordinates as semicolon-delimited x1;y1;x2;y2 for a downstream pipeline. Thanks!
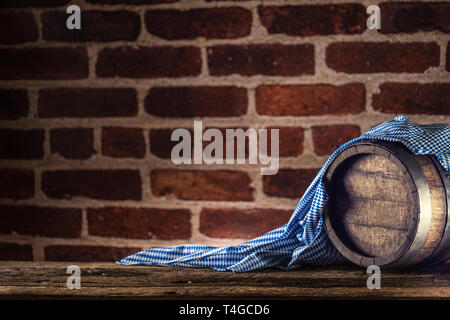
0;262;449;299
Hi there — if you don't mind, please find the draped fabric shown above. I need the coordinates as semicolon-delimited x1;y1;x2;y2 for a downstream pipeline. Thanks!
118;116;450;272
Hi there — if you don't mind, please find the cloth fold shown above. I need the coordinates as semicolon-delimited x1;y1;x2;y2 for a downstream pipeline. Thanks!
118;116;450;272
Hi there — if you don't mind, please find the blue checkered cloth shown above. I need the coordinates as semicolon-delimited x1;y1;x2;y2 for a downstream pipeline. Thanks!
118;116;450;272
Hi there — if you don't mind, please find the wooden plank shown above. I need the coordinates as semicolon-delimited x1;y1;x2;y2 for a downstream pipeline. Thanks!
1;285;450;300
0;262;448;299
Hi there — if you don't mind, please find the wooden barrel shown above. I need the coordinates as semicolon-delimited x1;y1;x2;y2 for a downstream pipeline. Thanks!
323;140;450;268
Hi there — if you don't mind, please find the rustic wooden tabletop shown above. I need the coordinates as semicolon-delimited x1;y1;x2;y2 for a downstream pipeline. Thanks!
0;261;449;299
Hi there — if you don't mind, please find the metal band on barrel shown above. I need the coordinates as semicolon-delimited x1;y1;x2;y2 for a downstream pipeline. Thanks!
420;156;450;266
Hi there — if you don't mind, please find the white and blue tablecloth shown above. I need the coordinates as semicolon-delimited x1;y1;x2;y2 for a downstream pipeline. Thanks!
118;116;450;272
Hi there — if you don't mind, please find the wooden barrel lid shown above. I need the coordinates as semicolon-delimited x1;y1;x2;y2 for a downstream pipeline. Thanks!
323;141;428;267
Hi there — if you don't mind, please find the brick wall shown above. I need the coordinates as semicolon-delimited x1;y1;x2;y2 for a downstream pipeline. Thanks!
0;0;449;262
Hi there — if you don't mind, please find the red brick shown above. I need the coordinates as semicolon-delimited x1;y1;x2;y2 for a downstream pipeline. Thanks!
256;84;365;116
96;46;201;78
145;86;247;117
151;170;253;201
42;170;142;200
0;129;44;159
0;89;28;119
0;243;33;261
326;42;439;73
380;2;450;34
150;129;182;159
0;47;88;80
200;208;292;239
50;128;94;159
145;7;251;40
372;83;450;115
42;10;140;42
38;88;137;118
0;169;34;199
45;245;141;262
258;4;366;36
87;207;191;239
208;44;314;76
86;0;176;4
0;0;69;7
0;12;38;44
312;125;361;156
0;205;81;238
447;42;450;72
263;169;319;199
102;127;145;159
267;127;304;157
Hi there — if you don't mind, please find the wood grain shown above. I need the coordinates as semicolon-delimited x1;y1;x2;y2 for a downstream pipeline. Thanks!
324;141;449;268
327;151;416;258
406;156;447;266
0;262;448;299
